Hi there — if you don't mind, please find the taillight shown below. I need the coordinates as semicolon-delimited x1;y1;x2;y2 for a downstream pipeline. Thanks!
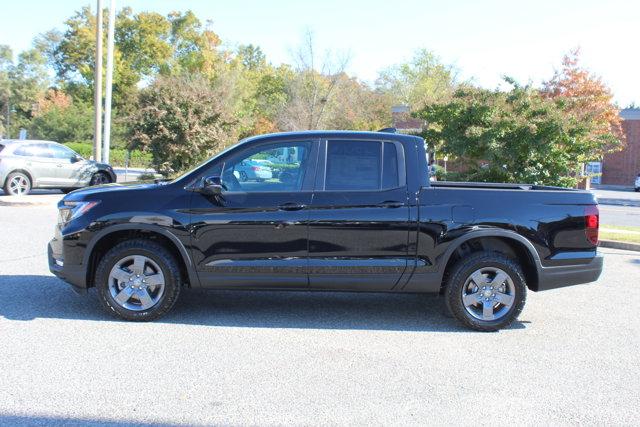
585;205;599;245
251;166;260;171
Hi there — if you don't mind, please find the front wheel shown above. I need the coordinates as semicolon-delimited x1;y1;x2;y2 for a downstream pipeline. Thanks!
90;171;111;186
95;239;182;321
445;251;526;331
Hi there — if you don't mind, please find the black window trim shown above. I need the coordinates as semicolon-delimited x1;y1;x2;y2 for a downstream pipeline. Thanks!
316;138;406;193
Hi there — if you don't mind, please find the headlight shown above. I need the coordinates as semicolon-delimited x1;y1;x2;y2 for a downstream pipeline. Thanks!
58;201;100;224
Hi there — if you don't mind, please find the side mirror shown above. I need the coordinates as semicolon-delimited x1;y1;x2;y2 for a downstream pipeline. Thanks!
200;176;225;196
71;154;82;163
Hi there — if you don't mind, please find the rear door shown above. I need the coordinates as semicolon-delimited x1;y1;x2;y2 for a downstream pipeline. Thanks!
307;139;411;291
13;143;59;186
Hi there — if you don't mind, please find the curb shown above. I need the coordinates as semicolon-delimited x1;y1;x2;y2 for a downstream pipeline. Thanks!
0;195;62;207
599;240;640;252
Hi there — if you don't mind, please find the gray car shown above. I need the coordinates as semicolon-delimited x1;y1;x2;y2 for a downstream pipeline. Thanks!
0;140;116;196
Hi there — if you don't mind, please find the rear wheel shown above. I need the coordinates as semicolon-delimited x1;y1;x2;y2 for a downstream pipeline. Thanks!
239;171;248;182
4;172;31;196
445;251;526;331
95;239;181;321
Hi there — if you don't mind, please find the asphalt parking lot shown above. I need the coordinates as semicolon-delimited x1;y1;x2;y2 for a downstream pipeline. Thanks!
0;193;639;426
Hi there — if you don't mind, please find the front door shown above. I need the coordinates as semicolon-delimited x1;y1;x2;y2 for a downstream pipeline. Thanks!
48;143;92;186
307;139;411;291
189;140;318;289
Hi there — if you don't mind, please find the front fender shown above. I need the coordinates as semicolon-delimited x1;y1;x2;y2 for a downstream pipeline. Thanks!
82;223;201;288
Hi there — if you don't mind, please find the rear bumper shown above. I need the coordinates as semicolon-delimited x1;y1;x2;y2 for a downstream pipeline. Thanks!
536;252;604;291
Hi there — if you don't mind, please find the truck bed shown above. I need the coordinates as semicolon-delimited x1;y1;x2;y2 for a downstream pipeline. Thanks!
430;181;579;192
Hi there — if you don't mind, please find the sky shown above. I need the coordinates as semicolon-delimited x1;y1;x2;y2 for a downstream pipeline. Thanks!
1;0;638;106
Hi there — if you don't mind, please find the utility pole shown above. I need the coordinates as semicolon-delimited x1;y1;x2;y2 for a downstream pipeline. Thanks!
93;0;103;161
103;0;115;164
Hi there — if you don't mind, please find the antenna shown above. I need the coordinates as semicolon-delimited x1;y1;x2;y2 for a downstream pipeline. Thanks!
377;127;397;133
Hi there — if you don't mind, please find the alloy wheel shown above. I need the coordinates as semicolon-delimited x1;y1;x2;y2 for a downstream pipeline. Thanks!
108;255;166;311
461;267;516;321
8;175;29;195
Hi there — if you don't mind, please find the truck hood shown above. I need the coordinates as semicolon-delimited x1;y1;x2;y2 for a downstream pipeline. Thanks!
63;182;162;201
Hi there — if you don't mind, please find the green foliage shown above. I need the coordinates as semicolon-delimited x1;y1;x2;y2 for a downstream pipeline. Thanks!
129;74;238;175
417;80;602;187
65;142;151;167
377;49;457;110
29;101;93;142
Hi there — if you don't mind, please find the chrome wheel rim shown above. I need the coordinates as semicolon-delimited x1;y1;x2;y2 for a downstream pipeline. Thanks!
461;267;516;321
108;255;165;311
8;175;29;195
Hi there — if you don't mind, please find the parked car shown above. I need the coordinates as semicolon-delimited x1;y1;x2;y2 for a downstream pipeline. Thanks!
48;130;602;331
0;139;116;196
232;159;273;182
635;173;640;192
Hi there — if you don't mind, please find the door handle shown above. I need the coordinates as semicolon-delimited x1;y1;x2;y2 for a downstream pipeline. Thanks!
57;164;63;167
379;201;404;208
278;203;306;211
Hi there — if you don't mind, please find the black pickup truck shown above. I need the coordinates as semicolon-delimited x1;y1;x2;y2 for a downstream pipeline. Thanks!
49;130;603;331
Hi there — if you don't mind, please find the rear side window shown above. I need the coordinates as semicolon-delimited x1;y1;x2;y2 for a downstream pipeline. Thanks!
13;145;35;157
325;140;400;191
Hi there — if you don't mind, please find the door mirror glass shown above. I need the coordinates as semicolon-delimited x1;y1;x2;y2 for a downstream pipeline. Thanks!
71;154;82;163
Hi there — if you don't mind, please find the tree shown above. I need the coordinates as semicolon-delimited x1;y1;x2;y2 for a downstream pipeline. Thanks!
376;49;457;110
29;89;94;142
542;49;624;157
237;44;266;71
0;45;49;137
129;74;238;175
417;80;601;187
0;45;12;136
278;30;350;130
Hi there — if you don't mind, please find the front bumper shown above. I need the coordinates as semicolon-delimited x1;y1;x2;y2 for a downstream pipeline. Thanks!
48;238;87;293
537;252;604;291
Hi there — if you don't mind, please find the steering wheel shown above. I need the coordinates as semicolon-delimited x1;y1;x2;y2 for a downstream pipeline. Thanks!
222;168;242;191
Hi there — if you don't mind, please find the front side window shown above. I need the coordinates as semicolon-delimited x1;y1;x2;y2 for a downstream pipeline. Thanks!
325;140;400;191
50;144;78;160
220;141;311;192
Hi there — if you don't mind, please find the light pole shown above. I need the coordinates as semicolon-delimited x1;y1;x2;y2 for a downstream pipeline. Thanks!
93;0;103;161
103;0;115;164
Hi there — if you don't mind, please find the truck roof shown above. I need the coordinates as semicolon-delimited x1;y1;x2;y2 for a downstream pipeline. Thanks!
239;130;424;146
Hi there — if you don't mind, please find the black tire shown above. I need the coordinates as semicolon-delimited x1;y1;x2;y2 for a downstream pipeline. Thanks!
3;171;32;196
445;251;527;332
95;239;182;321
90;171;111;186
239;171;248;182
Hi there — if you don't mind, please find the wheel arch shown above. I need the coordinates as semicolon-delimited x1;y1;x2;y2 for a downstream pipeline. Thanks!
84;224;200;289
439;230;541;292
4;169;34;188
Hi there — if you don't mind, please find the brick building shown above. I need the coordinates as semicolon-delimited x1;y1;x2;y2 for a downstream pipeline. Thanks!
601;108;640;185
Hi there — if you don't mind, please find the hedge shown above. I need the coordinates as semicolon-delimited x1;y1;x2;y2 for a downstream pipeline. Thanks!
65;142;152;168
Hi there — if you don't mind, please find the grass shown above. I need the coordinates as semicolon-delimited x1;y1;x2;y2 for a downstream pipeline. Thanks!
600;224;640;244
600;232;640;244
600;224;640;232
